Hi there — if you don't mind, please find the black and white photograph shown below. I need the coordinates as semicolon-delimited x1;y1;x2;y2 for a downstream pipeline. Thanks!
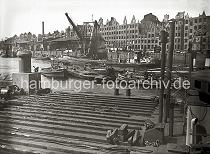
0;0;210;153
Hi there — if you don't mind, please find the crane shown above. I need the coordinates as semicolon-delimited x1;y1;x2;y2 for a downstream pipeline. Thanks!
65;13;83;41
65;12;107;59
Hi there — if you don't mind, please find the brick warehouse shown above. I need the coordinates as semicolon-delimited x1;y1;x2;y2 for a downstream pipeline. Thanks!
98;13;162;51
97;12;210;53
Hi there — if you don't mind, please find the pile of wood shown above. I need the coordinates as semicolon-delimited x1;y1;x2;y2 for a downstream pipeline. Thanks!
106;124;143;146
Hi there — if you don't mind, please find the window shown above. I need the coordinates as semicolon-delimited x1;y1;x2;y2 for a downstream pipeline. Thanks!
185;20;189;24
185;26;188;30
190;29;193;33
185;44;187;49
190;21;193;26
204;18;206;22
194;26;197;30
185;33;188;37
199;18;202;23
194;19;197;23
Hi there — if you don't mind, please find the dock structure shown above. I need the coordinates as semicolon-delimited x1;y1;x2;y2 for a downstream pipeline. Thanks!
0;92;157;153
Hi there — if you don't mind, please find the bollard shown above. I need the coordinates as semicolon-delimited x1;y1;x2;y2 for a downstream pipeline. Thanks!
13;50;41;94
17;50;32;73
114;88;119;96
126;88;131;96
159;30;168;123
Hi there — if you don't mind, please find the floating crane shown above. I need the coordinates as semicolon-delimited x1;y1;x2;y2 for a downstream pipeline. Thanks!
65;13;85;53
65;12;107;59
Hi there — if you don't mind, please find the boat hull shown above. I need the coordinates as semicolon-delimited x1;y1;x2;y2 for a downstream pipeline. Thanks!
42;69;68;78
68;69;97;80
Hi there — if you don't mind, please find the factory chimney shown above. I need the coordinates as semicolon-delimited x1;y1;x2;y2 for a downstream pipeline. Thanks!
42;21;44;35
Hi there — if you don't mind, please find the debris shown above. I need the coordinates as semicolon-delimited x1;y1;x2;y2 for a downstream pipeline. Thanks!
144;127;164;144
106;128;119;144
106;124;143;147
144;119;155;130
125;129;135;141
106;130;113;143
128;136;133;145
167;143;189;153
118;124;128;141
132;130;141;146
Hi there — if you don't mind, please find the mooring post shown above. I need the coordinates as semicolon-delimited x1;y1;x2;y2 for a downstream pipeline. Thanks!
17;50;32;73
159;30;168;123
165;20;175;136
114;79;119;96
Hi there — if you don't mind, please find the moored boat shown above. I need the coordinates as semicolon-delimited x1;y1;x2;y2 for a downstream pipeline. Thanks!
35;57;51;61
41;67;68;78
68;68;98;80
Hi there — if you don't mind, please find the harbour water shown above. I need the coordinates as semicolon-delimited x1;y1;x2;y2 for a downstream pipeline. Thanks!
0;57;158;97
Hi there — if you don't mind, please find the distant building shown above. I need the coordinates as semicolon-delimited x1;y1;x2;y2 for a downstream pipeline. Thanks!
169;11;210;53
99;13;162;51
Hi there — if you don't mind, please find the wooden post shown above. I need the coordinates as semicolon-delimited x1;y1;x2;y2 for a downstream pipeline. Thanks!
188;41;193;81
165;20;175;136
159;30;168;123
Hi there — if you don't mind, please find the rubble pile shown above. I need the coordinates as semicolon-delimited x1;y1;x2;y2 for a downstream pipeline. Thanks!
106;124;143;146
106;120;163;148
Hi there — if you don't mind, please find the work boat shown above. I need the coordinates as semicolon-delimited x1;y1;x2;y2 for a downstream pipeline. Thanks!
41;59;68;78
41;67;68;78
68;68;98;80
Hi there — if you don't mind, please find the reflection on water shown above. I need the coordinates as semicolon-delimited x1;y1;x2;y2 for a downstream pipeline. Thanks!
0;57;52;73
0;58;21;73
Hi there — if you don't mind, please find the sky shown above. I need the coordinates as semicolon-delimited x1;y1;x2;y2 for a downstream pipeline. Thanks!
0;0;210;39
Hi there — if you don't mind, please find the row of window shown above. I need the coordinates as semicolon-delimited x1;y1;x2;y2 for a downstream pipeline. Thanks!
185;17;207;25
101;30;139;35
100;24;138;31
104;36;159;43
106;42;157;50
101;31;156;38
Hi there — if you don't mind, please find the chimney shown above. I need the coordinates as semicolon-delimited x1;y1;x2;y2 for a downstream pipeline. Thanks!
42;21;44;35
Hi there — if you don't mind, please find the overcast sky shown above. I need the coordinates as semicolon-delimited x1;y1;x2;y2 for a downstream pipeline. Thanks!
0;0;209;39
